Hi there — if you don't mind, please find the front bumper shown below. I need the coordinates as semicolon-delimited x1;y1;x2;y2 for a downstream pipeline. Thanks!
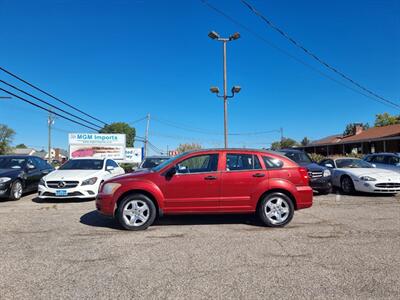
355;181;400;193
309;176;332;192
0;182;12;198
38;184;99;199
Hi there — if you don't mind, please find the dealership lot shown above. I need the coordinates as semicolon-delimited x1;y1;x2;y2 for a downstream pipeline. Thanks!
0;193;399;299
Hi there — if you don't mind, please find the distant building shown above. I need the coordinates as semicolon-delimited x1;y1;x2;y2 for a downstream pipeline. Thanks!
10;148;36;156
301;124;400;155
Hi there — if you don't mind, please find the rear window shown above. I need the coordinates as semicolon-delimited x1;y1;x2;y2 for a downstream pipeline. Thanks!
262;156;283;169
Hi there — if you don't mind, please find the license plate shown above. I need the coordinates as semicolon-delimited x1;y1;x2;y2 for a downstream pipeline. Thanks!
55;190;68;196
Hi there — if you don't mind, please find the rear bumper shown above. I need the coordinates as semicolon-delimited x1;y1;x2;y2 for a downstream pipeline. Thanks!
96;193;115;217
295;186;313;209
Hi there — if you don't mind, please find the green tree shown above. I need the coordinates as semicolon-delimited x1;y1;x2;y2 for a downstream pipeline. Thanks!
270;138;298;150
374;113;400;127
100;122;136;147
0;124;15;154
301;137;310;146
15;143;27;149
343;123;369;136
176;143;202;153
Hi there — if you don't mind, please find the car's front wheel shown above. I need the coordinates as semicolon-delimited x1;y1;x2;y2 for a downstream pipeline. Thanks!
258;192;294;227
341;176;355;194
116;194;156;230
9;180;23;201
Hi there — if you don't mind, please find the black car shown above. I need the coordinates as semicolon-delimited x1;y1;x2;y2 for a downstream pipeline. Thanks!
133;156;170;172
278;149;332;194
0;155;54;200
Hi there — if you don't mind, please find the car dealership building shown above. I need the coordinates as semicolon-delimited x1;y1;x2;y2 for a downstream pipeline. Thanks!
300;124;400;155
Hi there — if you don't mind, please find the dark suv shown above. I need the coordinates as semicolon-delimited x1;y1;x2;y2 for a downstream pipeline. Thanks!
278;149;332;194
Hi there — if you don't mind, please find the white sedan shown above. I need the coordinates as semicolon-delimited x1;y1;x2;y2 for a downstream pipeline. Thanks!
320;157;400;194
38;158;125;199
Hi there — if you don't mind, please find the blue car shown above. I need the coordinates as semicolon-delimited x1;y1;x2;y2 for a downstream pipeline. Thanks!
278;149;332;194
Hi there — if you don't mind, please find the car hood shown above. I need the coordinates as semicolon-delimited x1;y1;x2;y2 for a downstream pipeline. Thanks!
44;169;103;181
0;168;22;178
110;169;152;181
298;162;326;171
343;168;400;180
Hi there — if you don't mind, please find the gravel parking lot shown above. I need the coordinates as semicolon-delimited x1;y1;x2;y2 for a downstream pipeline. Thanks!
0;192;399;299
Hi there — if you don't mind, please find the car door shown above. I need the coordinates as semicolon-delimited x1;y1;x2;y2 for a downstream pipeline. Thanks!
34;157;54;177
160;153;221;213
24;158;42;191
220;152;266;211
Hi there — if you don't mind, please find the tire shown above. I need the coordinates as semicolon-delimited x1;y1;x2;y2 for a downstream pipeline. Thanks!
9;180;23;201
257;192;294;227
341;176;355;194
116;194;156;231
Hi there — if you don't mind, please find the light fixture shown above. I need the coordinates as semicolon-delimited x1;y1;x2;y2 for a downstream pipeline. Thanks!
210;86;220;94
208;31;220;40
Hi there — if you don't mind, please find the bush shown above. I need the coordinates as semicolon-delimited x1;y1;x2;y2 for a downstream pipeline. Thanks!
308;153;326;163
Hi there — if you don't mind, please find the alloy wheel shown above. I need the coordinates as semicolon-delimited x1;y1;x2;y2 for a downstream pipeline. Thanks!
264;196;290;225
122;200;150;227
13;181;23;199
342;177;353;193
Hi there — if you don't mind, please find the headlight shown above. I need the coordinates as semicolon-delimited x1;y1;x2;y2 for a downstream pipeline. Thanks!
81;177;98;186
101;182;121;195
0;177;11;184
323;169;331;177
360;176;376;181
39;178;45;186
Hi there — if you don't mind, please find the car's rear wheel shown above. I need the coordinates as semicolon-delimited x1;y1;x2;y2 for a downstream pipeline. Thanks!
341;176;355;194
258;192;294;227
116;194;156;230
10;180;23;201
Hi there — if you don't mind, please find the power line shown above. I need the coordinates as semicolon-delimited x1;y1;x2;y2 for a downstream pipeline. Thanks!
240;0;400;108
0;66;108;125
0;88;99;131
200;0;400;110
0;79;103;129
129;116;148;125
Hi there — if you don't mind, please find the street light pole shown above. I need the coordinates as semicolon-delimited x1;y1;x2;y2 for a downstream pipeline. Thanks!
208;31;241;148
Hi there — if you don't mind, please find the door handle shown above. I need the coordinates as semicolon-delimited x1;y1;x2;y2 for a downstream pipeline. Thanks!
204;175;217;180
252;173;265;177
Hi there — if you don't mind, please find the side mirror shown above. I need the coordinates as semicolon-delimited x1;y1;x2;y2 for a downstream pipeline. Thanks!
106;166;114;172
325;163;333;168
165;166;177;178
371;164;376;168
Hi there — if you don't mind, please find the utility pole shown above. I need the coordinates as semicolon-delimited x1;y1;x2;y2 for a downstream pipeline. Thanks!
144;113;150;157
47;111;55;163
280;127;284;142
208;31;241;148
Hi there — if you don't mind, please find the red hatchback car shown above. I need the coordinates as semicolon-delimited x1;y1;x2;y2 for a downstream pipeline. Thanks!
96;149;313;230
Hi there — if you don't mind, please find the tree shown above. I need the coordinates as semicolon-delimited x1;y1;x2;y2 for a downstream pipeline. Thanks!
100;122;136;147
270;138;298;150
301;137;310;146
176;143;202;153
15;143;27;149
343;123;369;136
374;113;400;127
0;124;15;154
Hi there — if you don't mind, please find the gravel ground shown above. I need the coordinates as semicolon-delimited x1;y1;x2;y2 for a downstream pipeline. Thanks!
0;192;399;299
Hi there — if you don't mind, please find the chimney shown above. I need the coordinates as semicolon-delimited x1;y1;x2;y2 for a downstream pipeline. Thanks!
354;123;363;135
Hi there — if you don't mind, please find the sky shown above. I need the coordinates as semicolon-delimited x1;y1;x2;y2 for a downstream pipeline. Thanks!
1;0;399;154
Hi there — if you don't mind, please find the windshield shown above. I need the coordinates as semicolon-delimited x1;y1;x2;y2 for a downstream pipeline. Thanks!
0;157;26;169
141;157;169;169
336;159;373;169
151;153;186;172
59;159;103;170
283;152;313;164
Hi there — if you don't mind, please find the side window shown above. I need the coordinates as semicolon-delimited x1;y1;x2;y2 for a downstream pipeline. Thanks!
110;160;119;168
365;155;374;163
177;154;219;174
27;158;38;169
34;157;51;169
386;156;399;165
226;154;262;171
106;160;118;168
373;155;385;164
321;159;334;168
262;156;283;169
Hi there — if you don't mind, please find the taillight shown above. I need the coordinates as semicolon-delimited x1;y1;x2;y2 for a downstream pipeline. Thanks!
298;167;309;185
